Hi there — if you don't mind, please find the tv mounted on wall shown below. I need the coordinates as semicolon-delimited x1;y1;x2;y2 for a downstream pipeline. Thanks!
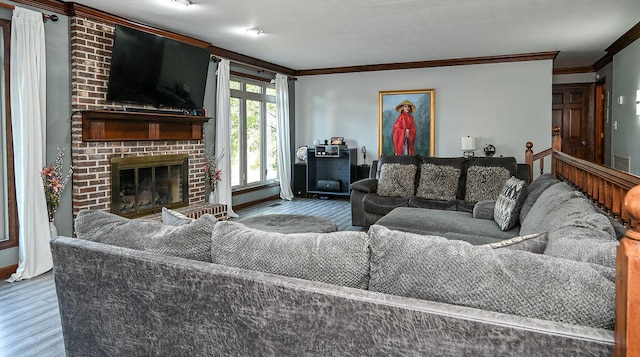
106;24;210;111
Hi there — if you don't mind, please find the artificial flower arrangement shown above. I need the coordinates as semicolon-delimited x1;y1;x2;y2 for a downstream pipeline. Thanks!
204;146;224;192
41;148;73;222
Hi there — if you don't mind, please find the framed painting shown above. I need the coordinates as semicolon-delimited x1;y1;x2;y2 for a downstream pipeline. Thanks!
378;89;435;157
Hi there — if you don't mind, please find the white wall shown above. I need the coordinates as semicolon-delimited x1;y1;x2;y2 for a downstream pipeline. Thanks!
295;60;553;165
611;38;640;176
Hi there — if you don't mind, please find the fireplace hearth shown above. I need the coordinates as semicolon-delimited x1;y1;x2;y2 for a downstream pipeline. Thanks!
110;154;189;217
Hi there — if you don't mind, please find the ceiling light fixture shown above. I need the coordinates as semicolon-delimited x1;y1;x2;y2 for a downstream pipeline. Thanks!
171;0;192;7
246;28;264;37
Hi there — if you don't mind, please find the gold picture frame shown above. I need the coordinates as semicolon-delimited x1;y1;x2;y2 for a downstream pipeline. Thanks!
378;89;436;157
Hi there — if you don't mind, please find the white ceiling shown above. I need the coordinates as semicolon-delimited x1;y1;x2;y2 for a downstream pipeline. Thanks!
62;0;640;71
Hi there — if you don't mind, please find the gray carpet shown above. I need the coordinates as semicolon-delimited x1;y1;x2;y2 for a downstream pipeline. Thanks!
237;214;338;233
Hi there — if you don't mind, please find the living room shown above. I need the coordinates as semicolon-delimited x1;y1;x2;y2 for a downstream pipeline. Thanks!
1;0;640;355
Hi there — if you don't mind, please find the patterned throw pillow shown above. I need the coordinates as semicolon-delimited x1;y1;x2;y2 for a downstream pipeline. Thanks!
416;164;461;200
162;207;194;226
483;232;548;253
377;163;417;197
465;166;512;202
493;176;528;231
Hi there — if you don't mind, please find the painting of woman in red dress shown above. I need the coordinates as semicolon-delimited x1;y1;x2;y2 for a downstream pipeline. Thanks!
392;99;417;155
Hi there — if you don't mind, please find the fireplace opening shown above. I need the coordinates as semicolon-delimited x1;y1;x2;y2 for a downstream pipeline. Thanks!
111;154;189;217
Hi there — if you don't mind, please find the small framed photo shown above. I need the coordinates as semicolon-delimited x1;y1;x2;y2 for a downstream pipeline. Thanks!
331;137;344;145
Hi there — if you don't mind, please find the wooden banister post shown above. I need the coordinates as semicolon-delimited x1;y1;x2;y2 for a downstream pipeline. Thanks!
551;127;561;177
525;142;533;183
615;185;640;357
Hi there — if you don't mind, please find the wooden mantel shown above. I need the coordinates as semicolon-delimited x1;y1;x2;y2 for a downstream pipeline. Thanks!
82;110;211;141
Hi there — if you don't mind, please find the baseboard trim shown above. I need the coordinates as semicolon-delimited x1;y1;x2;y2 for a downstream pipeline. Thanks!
0;264;17;279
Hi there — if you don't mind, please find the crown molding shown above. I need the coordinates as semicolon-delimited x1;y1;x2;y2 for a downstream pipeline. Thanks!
294;52;559;76
553;66;595;75
593;20;640;71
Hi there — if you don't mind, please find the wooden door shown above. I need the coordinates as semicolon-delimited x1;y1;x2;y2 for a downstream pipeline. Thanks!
594;81;606;165
552;84;594;161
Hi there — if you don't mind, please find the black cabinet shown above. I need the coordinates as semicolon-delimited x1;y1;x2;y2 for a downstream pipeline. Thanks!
307;148;356;196
356;165;372;180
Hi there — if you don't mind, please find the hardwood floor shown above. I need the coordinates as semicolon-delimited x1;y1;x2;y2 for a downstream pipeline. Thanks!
0;196;360;356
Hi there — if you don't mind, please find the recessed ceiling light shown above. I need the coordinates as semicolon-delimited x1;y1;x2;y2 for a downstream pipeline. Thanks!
171;0;192;7
246;28;264;37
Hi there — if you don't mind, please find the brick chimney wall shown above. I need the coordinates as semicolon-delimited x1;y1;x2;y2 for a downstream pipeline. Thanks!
70;17;206;217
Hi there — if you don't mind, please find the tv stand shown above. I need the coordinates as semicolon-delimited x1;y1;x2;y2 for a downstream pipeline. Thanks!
82;110;211;141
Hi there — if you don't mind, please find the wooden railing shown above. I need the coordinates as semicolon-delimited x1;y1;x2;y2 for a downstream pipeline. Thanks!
525;129;640;357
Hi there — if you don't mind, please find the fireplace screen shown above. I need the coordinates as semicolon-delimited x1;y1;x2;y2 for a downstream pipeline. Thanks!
111;154;189;217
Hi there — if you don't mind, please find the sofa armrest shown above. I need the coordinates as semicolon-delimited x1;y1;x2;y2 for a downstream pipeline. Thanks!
351;178;378;194
473;200;496;220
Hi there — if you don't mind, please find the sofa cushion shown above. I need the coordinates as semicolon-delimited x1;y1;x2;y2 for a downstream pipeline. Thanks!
493;177;528;231
519;182;596;236
377;163;418;197
367;225;615;329
75;209;218;262
375;207;519;243
407;196;458;210
519;174;561;223
472;200;496;220
210;221;371;289
363;194;410;216
544;213;618;268
483;232;548;253
162;207;194;226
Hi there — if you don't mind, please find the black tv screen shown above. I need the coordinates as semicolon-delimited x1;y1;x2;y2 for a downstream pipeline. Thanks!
107;24;210;110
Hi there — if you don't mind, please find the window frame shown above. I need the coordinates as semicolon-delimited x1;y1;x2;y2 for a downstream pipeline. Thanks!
229;75;278;190
0;18;18;250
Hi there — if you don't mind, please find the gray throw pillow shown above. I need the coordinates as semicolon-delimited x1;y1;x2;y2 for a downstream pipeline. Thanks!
465;166;512;202
162;207;194;226
210;221;371;289
377;163;417;197
415;164;461;200
472;200;496;220
367;225;615;329
493;176;528;231
75;209;218;262
483;232;548;253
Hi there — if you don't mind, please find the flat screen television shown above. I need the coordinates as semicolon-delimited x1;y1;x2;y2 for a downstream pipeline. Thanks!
106;24;210;111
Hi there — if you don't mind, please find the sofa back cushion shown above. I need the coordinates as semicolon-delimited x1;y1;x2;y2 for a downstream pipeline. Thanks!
464;157;517;202
416;157;466;200
376;156;420;197
519;174;561;223
75;209;218;262
367;225;615;329
210;221;371;289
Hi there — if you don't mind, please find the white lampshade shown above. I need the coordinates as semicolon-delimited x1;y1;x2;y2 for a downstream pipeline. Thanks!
461;136;477;151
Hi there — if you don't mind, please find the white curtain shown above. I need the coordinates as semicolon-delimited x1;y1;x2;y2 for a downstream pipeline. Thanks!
275;73;294;200
214;59;238;217
8;7;51;282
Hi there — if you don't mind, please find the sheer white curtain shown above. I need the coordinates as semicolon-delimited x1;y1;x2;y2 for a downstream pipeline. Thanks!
275;73;293;200
214;59;238;217
8;7;51;282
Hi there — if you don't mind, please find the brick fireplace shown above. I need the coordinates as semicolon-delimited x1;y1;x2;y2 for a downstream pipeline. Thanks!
70;17;207;217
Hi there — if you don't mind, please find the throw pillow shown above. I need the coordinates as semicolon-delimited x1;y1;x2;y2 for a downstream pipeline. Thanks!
74;209;219;262
376;163;417;197
472;200;496;220
415;164;461;200
482;232;548;253
493;176;528;231
464;166;512;202
210;221;371;289
367;225;615;329
162;207;194;226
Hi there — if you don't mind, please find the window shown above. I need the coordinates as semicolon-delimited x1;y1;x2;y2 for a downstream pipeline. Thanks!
0;19;18;249
229;76;278;189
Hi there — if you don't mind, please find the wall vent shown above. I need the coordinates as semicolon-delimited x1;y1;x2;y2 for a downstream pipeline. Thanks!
613;155;630;172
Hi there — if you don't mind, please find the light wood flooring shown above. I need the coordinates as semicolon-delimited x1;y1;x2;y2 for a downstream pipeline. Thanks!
0;196;359;356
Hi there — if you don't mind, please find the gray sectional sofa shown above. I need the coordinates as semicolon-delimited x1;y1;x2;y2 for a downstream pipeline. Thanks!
50;175;622;356
350;155;530;228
